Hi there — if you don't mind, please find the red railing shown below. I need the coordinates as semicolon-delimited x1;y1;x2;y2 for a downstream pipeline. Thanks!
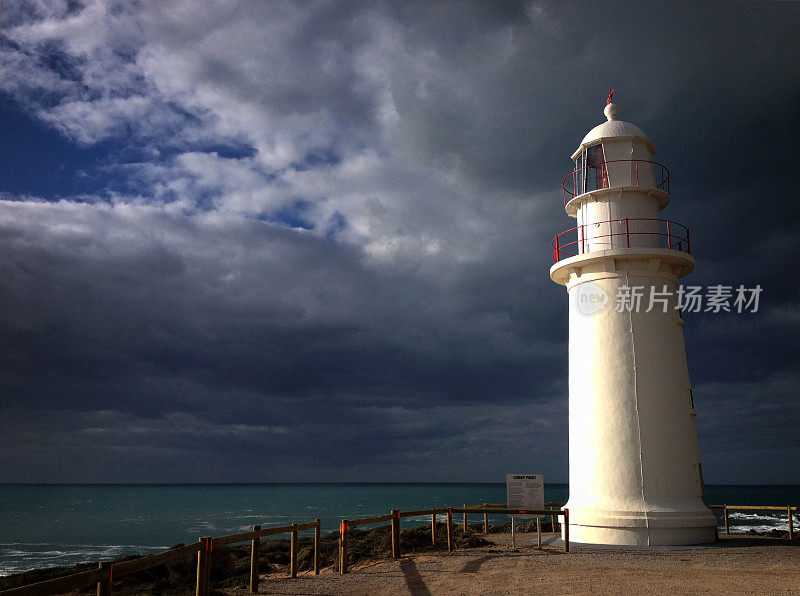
562;159;670;206
552;217;690;263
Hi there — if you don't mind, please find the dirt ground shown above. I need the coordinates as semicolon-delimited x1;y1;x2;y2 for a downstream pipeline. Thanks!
226;533;800;595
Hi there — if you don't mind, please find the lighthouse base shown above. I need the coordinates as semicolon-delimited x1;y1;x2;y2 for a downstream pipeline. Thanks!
562;508;717;546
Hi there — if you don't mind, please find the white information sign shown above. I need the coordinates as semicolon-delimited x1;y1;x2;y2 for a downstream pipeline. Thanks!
506;473;544;519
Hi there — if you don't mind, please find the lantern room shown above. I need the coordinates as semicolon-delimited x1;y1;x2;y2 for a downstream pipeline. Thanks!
570;102;659;197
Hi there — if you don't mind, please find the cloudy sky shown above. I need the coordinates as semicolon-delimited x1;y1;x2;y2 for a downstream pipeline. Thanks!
1;0;798;484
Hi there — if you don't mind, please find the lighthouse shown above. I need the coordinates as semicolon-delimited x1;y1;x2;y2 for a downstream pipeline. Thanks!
550;98;717;545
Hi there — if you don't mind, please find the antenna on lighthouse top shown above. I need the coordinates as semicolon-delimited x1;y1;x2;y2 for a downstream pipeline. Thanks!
604;88;619;121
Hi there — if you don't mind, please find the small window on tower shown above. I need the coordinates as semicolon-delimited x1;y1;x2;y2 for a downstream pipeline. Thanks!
585;144;608;192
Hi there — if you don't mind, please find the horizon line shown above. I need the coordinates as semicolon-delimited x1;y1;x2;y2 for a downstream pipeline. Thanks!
2;482;798;488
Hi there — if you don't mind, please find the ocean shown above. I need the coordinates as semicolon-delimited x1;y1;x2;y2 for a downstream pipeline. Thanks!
1;484;798;576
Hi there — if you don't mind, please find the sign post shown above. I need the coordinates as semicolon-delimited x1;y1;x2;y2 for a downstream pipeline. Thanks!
506;474;545;550
511;513;516;549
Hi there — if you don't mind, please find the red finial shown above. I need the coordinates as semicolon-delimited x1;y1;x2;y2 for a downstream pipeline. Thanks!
606;88;614;105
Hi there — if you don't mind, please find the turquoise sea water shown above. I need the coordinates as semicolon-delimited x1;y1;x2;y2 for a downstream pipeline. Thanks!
1;484;798;576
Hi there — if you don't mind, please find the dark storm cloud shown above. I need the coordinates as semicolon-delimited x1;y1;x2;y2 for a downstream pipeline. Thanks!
0;0;798;483
0;202;552;407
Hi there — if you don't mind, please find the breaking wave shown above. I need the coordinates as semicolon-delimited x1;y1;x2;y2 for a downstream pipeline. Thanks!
0;543;169;577
721;511;800;534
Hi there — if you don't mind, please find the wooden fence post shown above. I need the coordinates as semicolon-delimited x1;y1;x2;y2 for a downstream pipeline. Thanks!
483;503;489;535
205;537;213;594
789;507;794;540
431;513;436;545
563;509;570;553
446;509;453;552
314;519;321;574
339;521;348;574
96;561;112;596
537;517;542;549
391;510;401;558
249;525;260;594
196;537;209;596
290;524;298;578
550;505;556;533
724;505;729;536
463;504;468;533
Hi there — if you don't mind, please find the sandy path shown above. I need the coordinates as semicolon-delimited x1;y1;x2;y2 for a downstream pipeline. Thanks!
228;535;800;595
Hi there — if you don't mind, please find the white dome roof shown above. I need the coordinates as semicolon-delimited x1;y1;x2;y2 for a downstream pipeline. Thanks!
580;119;649;146
573;103;656;156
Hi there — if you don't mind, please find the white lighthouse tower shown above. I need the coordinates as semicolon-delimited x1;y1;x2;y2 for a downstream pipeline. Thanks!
550;97;717;545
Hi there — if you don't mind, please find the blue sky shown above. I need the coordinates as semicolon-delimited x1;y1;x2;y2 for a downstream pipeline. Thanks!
1;0;799;484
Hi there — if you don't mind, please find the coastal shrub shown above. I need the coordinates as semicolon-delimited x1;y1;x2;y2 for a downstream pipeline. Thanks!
209;544;250;587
